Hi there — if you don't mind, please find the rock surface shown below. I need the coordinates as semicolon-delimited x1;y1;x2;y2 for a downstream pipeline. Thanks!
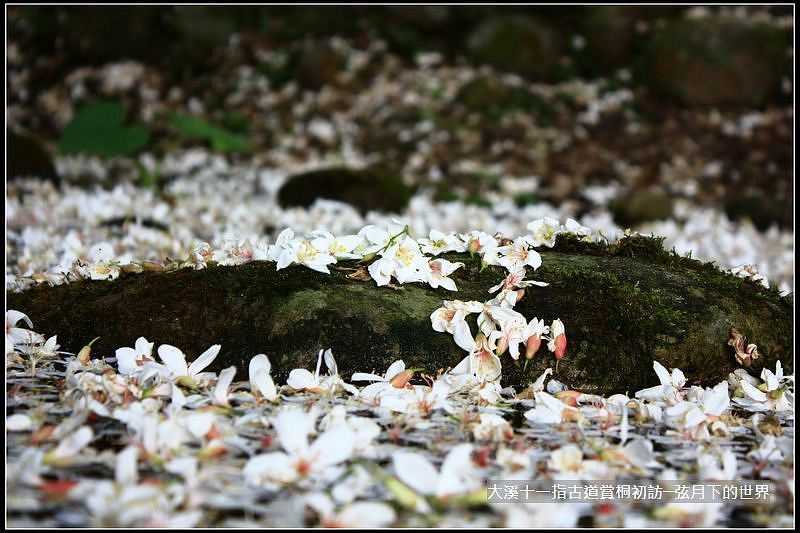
7;236;792;395
277;166;412;214
467;15;564;81
644;17;789;106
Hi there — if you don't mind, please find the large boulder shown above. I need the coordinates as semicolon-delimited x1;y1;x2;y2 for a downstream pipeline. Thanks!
277;167;412;215
644;16;789;107
7;236;792;395
466;15;565;81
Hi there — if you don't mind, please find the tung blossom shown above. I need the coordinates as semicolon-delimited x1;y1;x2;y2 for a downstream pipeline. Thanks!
286;348;359;396
523;318;549;360
488;267;548;307
379;379;455;416
735;362;793;413
635;361;686;404
115;337;156;376
6;310;45;354
524;391;581;424
308;230;363;260
665;382;730;440
426;258;463;291
418;229;467;256
249;354;278;401
527;217;562;248
157;343;220;388
548;318;567;364
269;229;337;273
304;493;396;528
351;359;414;399
243;409;356;489
496;237;542;272
392;444;483;502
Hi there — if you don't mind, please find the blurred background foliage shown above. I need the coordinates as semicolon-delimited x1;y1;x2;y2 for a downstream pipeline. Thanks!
6;5;794;228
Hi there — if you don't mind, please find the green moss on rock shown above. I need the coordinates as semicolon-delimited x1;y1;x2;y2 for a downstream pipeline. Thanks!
7;236;792;395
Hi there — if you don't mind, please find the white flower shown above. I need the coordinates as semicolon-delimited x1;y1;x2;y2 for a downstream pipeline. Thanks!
295;237;338;273
430;300;483;352
635;361;686;404
286;348;359;396
380;379;454;415
735;362;793;413
468;332;503;382
318;405;381;456
26;334;60;358
269;229;337;273
115;337;155;376
88;260;121;281
730;264;769;289
487;307;527;359
527;217;561;247
665;382;730;440
548;443;611;480
522;318;550;360
426;258;463;291
186;241;214;269
212;366;236;407
243;409;356;489
44;426;93;465
7;414;34;431
524;391;580;424
358;223;405;255
309;230;363;260
696;446;737;480
249;354;277;401
488;267;549;307
351;359;407;384
157;343;220;387
392;443;482;500
215;238;255;265
304;493;396;528
548;444;584;473
747;433;791;464
418;230;466;255
563;218;592;239
385;236;430;284
351;359;414;399
472;413;513;441
496;237;542;272
6;310;44;354
460;231;498;259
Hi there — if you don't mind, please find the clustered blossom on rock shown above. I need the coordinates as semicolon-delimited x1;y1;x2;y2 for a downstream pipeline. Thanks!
8;218;592;291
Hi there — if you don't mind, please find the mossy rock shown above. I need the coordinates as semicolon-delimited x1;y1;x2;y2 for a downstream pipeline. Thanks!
291;41;343;91
610;189;675;227
724;193;793;232
8;129;59;185
455;77;558;125
644;16;789;107
277;167;412;215
466;15;564;81
578;6;685;76
8;236;792;395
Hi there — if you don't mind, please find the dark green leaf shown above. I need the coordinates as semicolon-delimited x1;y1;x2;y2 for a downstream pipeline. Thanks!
169;113;252;153
58;101;150;157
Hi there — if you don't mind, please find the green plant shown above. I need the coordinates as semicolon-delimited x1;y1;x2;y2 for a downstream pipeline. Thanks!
170;113;252;152
58;101;150;157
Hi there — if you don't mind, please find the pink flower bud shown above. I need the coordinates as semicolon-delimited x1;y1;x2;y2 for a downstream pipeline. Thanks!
525;334;541;360
554;333;567;360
